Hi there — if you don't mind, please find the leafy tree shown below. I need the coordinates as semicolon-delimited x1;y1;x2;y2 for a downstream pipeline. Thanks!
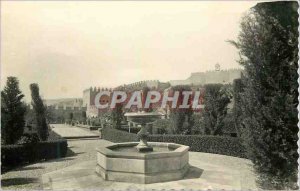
57;116;65;123
69;112;74;125
190;114;204;135
169;111;186;134
232;78;245;137
153;118;172;134
169;85;194;134
69;112;73;120
99;112;112;128
230;2;298;189
107;88;125;129
1;77;26;144
81;111;87;124
111;103;123;129
30;83;48;141
202;84;231;135
222;112;236;137
45;106;55;123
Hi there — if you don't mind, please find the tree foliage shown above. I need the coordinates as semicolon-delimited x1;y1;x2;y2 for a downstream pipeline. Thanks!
232;78;245;137
45;106;55;123
153;118;172;134
81;111;87;123
202;84;231;135
30;83;48;141
111;103;123;129
1;77;26;144
69;112;74;120
169;85;194;134
231;2;298;189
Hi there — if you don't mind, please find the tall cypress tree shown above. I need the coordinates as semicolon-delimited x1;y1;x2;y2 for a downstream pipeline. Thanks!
1;77;26;144
30;83;48;141
230;2;298;189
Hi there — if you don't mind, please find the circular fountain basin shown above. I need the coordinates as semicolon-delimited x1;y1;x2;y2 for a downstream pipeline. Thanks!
96;142;190;184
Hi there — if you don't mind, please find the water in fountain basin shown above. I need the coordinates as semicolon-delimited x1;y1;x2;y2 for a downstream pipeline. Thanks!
111;146;175;153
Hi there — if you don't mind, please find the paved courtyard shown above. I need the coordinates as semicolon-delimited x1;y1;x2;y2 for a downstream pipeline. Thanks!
1;138;111;190
2;125;258;190
42;151;257;190
51;124;99;139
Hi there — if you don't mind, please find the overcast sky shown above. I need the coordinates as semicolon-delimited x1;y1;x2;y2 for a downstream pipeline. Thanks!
1;1;261;101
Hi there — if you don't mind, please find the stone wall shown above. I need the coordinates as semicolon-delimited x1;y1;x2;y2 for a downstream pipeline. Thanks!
83;87;114;118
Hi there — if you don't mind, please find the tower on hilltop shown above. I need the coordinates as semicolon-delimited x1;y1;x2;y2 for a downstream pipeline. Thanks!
215;63;220;71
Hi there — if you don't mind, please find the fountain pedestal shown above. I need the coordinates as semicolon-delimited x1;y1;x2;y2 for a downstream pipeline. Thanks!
136;123;153;152
125;112;162;152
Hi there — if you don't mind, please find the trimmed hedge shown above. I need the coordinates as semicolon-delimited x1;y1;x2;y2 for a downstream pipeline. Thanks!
76;124;100;131
101;127;247;158
101;127;138;143
2;131;68;171
149;135;246;158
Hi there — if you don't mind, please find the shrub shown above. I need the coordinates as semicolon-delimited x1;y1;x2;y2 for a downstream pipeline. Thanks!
149;135;246;158
37;140;68;160
101;127;246;158
1;130;68;171
17;133;40;145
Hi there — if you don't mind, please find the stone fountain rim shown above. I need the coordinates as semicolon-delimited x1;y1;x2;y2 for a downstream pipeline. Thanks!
96;142;189;159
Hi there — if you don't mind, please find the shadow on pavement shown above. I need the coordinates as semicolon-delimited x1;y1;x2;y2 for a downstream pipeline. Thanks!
10;166;44;171
1;178;39;187
66;147;85;157
184;166;204;179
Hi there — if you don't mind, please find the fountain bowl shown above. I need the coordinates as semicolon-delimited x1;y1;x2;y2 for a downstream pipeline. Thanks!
124;112;163;124
96;142;190;184
124;112;164;152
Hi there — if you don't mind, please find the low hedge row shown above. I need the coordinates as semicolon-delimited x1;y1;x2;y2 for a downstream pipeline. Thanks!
101;127;138;142
101;127;247;158
75;124;99;130
2;131;68;171
149;135;247;158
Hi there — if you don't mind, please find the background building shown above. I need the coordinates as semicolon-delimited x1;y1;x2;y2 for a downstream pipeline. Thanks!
169;69;242;86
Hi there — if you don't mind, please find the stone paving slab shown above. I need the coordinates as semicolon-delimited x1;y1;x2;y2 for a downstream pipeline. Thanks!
51;124;99;139
42;151;258;190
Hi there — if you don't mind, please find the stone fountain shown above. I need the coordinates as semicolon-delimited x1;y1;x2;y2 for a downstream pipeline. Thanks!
125;111;162;152
96;111;190;184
